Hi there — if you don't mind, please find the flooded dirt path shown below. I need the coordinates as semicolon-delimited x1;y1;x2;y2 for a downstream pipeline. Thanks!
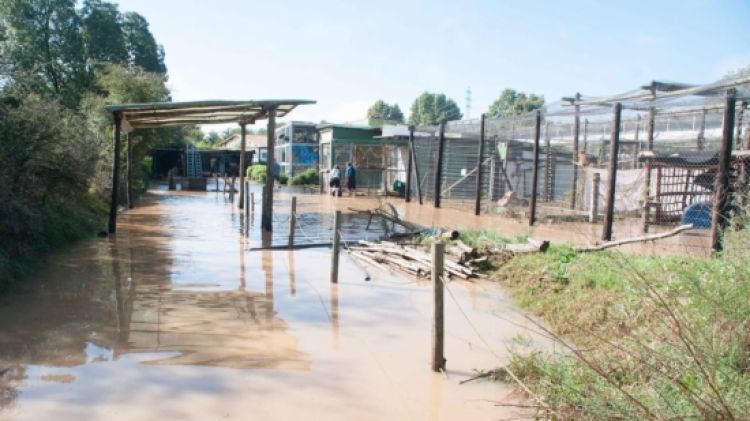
0;185;550;420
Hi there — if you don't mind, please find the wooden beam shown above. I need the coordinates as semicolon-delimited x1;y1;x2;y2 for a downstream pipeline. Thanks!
262;107;277;232
108;112;123;234
602;103;622;242
711;89;736;252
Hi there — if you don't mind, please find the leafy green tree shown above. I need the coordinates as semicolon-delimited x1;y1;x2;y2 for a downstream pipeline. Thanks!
80;0;128;65
407;92;462;126
0;0;91;107
122;12;166;74
367;99;404;122
486;88;544;118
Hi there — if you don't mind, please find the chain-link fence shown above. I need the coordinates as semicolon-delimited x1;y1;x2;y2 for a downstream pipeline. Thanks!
399;76;750;251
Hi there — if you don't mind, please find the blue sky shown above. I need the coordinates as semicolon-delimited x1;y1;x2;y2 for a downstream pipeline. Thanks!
115;0;750;129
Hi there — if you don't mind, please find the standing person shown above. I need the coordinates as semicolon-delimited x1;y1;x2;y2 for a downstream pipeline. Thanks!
345;162;356;196
329;166;341;197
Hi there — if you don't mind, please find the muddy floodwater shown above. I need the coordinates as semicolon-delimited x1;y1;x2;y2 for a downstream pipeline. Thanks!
0;184;552;420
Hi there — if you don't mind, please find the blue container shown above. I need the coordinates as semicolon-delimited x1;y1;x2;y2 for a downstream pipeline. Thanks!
681;202;712;229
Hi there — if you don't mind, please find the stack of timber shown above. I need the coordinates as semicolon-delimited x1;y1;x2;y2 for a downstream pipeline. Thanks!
347;237;548;280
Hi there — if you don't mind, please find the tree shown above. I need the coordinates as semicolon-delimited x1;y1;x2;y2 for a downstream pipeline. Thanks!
0;0;91;107
486;88;544;118
367;99;404;123
80;0;128;65
407;92;462;126
122;12;166;74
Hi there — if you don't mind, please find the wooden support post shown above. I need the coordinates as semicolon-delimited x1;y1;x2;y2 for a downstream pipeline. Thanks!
602;103;622;242
642;107;656;233
474;114;486;215
571;93;581;209
529;110;542;226
238;123;247;209
126;134;133;209
262;108;276;232
244;181;250;223
434;123;446;208
409;126;423;205
108;111;123;234
711;89;736;252
288;196;297;248
331;210;341;283
589;173;600;223
488;150;496;203
250;192;255;212
406;126;414;202
431;242;445;372
543;122;552;202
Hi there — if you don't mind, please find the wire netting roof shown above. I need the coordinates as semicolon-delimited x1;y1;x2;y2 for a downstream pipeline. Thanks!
105;99;316;129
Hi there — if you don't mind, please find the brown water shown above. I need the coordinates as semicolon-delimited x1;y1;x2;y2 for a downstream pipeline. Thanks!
0;185;551;420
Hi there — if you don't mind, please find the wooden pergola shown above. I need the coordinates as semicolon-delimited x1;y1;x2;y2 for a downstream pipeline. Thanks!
105;99;315;234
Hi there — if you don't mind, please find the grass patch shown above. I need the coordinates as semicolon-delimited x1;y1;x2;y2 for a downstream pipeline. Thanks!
487;228;750;419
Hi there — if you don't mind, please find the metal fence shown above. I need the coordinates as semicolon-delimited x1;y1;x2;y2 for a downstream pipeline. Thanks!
401;76;750;251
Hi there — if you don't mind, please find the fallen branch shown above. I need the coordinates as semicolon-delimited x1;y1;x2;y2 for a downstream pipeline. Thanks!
576;224;694;252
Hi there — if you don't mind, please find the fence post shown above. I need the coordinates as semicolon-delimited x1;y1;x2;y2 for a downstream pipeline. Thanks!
244;181;250;222
288;196;297;248
409;126;424;205
431;242;445;372
406;126;414;203
711;89;737;252
250;191;255;212
642;107;656;233
602;102;622;242
589;173;600;223
736;101;746;150
543;122;553;202
529;110;542;226
434;122;446;208
331;210;341;283
474;114;486;215
741;105;750;206
570;93;581;209
697;108;707;151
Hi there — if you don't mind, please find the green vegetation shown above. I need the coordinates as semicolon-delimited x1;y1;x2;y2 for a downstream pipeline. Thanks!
367;100;404;123
486;88;544;118
408;92;462;125
289;168;319;186
0;0;186;287
247;164;267;182
487;226;750;419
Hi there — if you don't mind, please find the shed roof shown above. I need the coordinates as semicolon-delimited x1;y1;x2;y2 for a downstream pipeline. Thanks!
105;99;315;129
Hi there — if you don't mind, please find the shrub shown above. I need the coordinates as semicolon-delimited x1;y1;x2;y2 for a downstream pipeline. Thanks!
289;168;318;186
247;164;267;182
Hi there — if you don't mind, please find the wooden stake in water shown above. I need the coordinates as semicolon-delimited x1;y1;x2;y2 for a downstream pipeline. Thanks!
431;242;445;372
288;196;297;248
330;211;341;283
244;181;250;223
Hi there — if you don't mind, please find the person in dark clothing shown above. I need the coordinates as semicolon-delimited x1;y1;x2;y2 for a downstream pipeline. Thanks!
345;162;356;196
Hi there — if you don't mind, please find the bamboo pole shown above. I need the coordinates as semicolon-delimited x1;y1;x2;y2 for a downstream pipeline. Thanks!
711;89;736;252
431;242;445;372
474;114;486;215
331;210;342;283
434;123;446;208
602;103;622;242
529;110;542;226
108;111;123;234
